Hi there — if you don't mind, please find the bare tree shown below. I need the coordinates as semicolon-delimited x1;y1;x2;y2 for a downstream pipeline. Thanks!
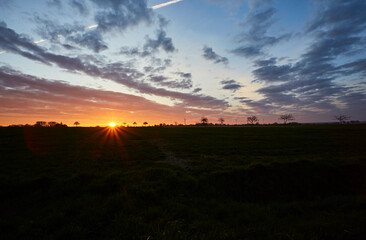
247;116;258;124
143;121;148;126
201;117;208;125
279;114;294;124
74;121;80;127
334;114;350;124
218;117;225;125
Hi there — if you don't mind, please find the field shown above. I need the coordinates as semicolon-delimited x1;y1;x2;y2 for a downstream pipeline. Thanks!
1;125;366;239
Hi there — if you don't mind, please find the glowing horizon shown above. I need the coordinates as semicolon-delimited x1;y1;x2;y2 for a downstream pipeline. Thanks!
1;0;365;125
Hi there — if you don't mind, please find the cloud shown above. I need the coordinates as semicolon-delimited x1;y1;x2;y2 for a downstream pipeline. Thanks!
147;72;192;90
67;29;108;53
143;58;172;73
0;66;191;122
143;29;175;53
120;16;175;57
34;17;108;53
202;46;229;65
0;24;228;109
90;0;153;33
252;58;292;83
0;21;7;28
120;28;175;57
47;0;62;8
193;88;202;93
69;0;89;15
245;0;366;117
337;58;366;76
220;79;242;92
231;2;291;58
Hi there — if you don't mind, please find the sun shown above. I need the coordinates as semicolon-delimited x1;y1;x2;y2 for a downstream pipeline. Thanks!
109;122;116;128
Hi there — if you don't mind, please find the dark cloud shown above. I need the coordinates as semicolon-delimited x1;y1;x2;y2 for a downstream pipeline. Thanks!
120;47;149;57
120;28;175;57
34;17;108;53
231;3;291;58
120;16;175;57
193;88;202;93
148;72;193;90
61;44;77;50
220;80;242;92
337;58;366;76
143;58;172;73
143;29;175;53
149;76;192;90
246;0;366;117
0;24;228;109
252;59;292;83
69;0;89;15
202;46;229;65
175;72;192;79
35;0;159;53
90;0;153;32
67;30;108;53
231;46;262;58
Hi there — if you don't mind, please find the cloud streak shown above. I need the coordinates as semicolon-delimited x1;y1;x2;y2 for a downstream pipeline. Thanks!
231;1;291;58
0;24;228;110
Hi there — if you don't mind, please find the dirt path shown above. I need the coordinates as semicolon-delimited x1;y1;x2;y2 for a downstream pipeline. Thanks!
149;139;189;170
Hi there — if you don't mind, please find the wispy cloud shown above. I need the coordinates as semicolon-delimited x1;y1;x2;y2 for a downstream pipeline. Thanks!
0;24;228;109
1;1;183;54
151;0;183;10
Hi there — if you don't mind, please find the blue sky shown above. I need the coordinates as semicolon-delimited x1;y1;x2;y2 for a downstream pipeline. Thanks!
0;0;365;126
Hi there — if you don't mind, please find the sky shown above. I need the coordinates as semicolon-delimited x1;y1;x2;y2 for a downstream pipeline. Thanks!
0;0;365;126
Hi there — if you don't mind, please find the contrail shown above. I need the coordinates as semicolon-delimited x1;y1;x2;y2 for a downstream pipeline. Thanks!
0;1;183;55
33;39;47;44
151;0;183;9
86;24;98;29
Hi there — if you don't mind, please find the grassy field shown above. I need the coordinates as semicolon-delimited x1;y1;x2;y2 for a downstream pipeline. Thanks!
0;125;366;239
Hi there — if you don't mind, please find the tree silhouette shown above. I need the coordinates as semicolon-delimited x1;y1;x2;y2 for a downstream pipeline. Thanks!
247;116;258;124
201;117;208;125
279;114;294;124
218;118;225;125
143;122;148;126
334;114;350;124
74;121;80;127
133;122;137;126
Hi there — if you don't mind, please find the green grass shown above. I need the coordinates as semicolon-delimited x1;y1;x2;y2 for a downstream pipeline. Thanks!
0;125;366;239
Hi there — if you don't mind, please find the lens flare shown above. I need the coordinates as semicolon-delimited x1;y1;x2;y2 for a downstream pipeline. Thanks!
109;122;116;128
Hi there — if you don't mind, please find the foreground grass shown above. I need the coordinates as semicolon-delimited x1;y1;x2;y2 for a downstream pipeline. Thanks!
0;125;365;239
